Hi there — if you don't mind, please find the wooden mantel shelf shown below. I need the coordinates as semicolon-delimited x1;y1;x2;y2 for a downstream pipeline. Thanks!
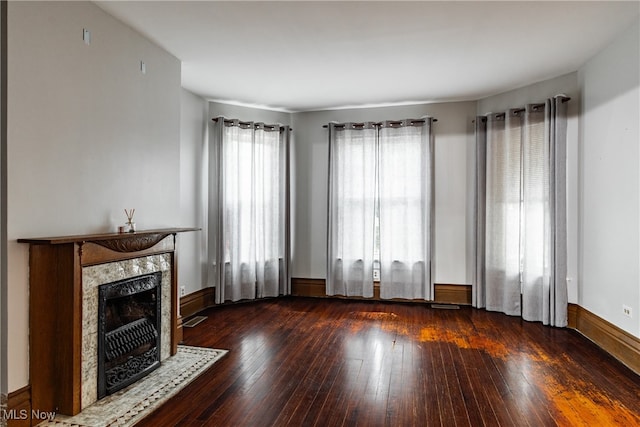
18;227;199;245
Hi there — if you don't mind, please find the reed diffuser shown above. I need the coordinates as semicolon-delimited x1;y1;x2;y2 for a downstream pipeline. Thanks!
124;208;136;233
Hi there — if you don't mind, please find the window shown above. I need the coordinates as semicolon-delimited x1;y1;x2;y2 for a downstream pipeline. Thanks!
476;97;569;326
327;119;434;300
208;118;290;303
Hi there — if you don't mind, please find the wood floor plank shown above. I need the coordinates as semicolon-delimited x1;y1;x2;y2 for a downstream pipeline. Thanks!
135;297;640;427
450;314;500;427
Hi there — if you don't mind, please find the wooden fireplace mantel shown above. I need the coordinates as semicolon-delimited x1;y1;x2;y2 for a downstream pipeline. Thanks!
18;227;198;246
18;227;199;419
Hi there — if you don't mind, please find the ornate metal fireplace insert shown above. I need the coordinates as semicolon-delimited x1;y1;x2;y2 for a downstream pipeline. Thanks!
97;271;162;399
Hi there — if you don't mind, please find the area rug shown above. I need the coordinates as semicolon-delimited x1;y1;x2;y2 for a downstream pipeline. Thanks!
38;346;228;427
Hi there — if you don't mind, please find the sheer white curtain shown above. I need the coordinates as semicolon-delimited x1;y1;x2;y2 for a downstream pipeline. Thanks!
208;118;290;303
378;120;433;300
327;119;434;300
484;111;523;315
521;106;548;321
474;97;568;326
326;123;377;298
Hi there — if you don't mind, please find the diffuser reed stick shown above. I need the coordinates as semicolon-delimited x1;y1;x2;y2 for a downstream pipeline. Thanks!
124;209;136;232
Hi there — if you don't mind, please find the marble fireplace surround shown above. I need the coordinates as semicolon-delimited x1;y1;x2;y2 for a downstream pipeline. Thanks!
18;228;198;418
82;254;171;409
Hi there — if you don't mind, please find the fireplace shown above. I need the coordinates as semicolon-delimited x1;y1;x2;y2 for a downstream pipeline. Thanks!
81;253;172;409
18;228;198;417
97;271;162;399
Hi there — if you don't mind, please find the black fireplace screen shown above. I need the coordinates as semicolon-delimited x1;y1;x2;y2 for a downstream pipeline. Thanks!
97;271;162;399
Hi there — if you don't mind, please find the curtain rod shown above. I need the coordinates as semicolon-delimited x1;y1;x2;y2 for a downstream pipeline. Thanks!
211;117;291;131
472;95;572;123
322;118;437;129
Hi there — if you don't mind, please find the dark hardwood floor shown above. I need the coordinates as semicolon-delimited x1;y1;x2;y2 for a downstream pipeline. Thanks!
138;297;640;426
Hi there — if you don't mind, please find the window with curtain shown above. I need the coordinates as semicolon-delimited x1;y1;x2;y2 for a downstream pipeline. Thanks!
207;118;290;304
327;119;434;300
474;96;569;327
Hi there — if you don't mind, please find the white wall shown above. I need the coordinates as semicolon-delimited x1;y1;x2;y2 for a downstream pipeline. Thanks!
477;72;581;304
578;19;639;338
179;89;208;296
291;102;476;284
7;1;181;391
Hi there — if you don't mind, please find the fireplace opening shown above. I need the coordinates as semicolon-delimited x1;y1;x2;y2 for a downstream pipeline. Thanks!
97;271;162;399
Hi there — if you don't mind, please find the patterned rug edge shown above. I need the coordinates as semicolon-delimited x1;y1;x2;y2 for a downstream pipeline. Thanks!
37;345;228;427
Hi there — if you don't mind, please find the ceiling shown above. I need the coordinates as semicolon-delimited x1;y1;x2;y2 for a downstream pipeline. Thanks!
95;1;640;112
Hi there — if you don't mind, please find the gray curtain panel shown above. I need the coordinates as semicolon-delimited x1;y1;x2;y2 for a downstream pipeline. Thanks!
547;97;568;327
473;118;487;309
474;96;569;327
